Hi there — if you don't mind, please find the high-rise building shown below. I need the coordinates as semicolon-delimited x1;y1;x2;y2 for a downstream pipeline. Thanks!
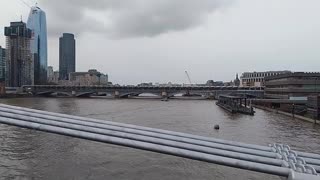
0;46;5;94
59;33;75;80
27;6;48;84
4;21;33;87
0;46;5;82
47;66;54;82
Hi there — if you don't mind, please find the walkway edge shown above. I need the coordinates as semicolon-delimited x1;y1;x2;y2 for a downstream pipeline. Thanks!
254;105;319;125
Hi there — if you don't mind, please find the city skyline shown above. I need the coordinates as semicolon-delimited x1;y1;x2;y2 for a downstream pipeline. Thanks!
1;2;320;180
0;0;320;85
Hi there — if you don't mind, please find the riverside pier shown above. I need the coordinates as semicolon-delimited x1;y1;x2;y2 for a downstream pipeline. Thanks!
216;95;255;115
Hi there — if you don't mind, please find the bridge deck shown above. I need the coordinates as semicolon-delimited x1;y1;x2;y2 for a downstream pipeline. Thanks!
0;103;318;179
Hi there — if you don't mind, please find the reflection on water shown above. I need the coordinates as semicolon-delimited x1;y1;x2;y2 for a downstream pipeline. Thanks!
0;98;320;180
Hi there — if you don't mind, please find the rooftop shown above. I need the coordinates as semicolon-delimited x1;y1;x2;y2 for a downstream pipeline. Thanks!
242;70;291;74
265;72;320;81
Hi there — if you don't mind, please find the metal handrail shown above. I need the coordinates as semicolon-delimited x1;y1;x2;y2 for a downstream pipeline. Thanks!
0;104;319;179
0;103;319;160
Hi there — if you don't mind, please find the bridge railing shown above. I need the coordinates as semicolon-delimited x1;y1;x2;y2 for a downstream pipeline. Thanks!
0;103;315;179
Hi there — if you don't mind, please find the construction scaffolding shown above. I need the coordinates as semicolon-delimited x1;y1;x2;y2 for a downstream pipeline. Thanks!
4;21;33;87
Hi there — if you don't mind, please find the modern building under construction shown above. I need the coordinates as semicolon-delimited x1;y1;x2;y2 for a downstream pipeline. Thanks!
4;21;33;87
0;46;5;94
0;46;5;82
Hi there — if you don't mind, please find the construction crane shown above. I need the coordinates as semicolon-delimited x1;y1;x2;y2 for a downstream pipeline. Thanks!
17;0;32;8
185;71;192;86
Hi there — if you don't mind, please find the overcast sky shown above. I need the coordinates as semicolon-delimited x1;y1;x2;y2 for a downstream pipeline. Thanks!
0;0;319;85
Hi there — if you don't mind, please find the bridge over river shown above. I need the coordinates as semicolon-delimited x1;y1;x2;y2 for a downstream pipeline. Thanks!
22;85;264;98
0;103;319;180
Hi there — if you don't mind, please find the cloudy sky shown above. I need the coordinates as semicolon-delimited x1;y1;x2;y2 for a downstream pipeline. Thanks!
0;0;319;85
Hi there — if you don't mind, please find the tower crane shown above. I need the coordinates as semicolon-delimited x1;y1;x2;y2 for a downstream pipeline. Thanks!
185;71;192;86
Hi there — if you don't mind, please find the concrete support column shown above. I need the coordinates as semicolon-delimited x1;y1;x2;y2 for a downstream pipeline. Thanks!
208;92;215;99
71;91;76;97
161;91;167;98
114;91;120;98
185;90;190;96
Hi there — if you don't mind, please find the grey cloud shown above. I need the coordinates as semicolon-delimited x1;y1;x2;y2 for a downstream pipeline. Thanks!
40;0;233;38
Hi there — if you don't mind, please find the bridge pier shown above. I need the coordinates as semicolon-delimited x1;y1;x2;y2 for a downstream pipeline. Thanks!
114;91;120;98
161;91;168;98
208;92;215;99
71;91;76;97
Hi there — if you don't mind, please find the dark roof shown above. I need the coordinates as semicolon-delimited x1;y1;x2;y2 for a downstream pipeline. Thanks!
219;95;245;99
265;72;320;81
69;72;88;75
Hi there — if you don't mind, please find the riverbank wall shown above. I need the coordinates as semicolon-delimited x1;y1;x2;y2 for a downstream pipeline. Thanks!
254;104;320;125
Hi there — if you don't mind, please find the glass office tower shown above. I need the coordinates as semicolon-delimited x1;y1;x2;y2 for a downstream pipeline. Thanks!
59;33;76;80
27;6;48;84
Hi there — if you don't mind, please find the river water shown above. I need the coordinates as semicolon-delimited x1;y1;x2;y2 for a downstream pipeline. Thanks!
0;97;320;180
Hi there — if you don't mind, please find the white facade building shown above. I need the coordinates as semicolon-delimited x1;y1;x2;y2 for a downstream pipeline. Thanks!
240;71;291;87
68;69;108;86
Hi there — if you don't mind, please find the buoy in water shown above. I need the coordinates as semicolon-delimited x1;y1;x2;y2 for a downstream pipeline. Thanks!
214;125;220;130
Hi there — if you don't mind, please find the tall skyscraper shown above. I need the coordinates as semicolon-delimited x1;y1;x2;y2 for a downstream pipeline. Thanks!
27;6;48;84
0;46;5;82
4;21;33;87
59;33;75;80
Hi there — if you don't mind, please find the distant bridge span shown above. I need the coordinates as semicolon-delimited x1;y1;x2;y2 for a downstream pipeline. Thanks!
22;85;264;98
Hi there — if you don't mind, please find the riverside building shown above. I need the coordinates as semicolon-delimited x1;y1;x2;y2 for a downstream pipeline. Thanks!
240;71;290;87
